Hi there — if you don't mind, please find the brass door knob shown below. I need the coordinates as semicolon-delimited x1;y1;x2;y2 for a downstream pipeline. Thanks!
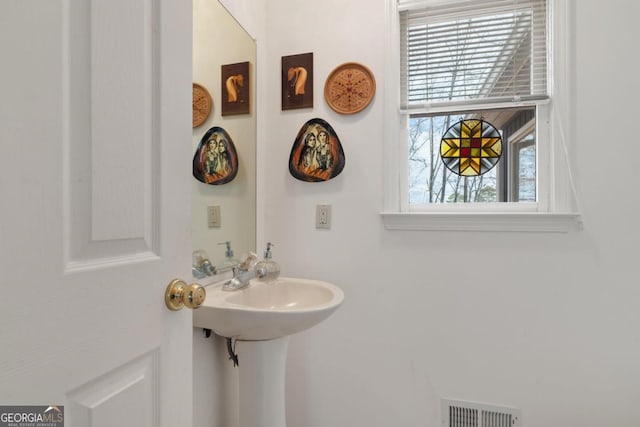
165;279;206;311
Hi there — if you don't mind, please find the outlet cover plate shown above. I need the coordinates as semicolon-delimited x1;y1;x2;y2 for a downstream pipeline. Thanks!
208;205;221;228
316;205;331;229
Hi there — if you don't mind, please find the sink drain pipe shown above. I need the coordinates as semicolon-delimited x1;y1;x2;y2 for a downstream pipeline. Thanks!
202;329;239;367
226;337;239;367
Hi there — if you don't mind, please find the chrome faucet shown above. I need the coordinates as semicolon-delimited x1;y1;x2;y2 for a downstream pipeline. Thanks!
192;244;241;279
192;249;215;279
222;252;267;291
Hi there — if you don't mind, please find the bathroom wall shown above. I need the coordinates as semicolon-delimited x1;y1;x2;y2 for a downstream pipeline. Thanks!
195;1;640;426
218;0;261;40
257;1;640;427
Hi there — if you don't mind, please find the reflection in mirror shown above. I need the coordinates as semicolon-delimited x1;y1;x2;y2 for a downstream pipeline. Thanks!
192;0;256;278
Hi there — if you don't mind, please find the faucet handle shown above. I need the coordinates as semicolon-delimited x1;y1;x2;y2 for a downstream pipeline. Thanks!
192;249;210;267
238;252;258;270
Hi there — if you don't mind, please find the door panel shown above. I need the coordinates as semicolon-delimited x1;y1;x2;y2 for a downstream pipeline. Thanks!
68;351;159;427
0;1;193;426
65;0;159;266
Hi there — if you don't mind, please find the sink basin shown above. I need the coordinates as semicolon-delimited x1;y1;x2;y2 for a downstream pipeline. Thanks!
193;277;344;341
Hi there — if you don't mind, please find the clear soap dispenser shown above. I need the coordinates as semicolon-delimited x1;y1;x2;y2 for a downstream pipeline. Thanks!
256;242;280;283
218;241;239;271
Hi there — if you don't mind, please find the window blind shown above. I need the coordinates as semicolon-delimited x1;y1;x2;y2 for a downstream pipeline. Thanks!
399;0;547;112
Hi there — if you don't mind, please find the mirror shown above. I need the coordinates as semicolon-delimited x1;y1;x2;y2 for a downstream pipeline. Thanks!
192;0;256;276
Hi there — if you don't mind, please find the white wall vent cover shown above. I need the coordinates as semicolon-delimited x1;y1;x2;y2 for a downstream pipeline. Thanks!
442;399;521;427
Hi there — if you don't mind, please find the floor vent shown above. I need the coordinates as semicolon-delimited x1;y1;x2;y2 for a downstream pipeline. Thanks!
442;399;521;427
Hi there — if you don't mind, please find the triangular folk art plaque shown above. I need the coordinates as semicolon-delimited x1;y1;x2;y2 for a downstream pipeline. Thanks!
289;118;345;182
440;119;502;177
193;126;239;185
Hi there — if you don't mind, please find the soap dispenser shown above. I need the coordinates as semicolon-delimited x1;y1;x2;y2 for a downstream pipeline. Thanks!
256;242;280;283
218;241;239;271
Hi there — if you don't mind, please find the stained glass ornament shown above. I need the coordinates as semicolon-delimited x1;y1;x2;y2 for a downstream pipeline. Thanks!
193;126;239;185
289;118;345;182
440;119;503;177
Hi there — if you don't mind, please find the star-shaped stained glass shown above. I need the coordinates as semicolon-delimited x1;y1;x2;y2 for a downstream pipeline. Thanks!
440;119;502;177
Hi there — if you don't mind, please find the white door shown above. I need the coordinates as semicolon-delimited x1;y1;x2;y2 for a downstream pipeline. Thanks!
0;1;193;426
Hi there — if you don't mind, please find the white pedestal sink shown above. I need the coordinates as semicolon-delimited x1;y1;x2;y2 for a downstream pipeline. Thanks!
193;277;344;427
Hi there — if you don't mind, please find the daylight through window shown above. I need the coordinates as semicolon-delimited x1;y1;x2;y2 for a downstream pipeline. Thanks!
399;0;548;207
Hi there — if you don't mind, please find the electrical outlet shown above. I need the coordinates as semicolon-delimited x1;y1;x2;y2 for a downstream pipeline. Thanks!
207;205;221;228
315;204;331;229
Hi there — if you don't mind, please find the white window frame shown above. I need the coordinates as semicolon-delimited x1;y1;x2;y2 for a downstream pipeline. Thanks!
381;0;582;232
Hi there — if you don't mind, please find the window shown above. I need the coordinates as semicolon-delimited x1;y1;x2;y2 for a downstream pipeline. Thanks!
408;106;536;205
382;0;581;232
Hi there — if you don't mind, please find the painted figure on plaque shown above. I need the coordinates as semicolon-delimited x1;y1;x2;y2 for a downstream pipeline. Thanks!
289;118;345;182
193;126;239;185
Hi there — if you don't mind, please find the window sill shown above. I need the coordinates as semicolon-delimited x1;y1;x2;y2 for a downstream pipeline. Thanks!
380;212;583;233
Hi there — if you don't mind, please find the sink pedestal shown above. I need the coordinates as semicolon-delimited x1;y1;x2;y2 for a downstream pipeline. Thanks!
193;278;344;426
237;337;290;427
